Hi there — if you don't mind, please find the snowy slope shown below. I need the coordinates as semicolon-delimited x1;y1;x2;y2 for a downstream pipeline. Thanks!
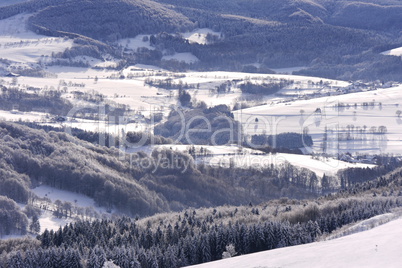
38;210;74;233
0;14;73;64
118;35;153;51
188;217;402;268
32;185;99;208
32;185;111;232
381;47;402;57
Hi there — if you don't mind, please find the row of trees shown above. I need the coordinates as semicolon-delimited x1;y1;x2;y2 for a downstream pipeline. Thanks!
250;132;313;150
2;191;401;267
144;78;196;90
240;80;293;95
0;86;72;115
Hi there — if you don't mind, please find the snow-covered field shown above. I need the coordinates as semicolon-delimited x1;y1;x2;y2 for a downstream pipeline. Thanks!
236;85;402;155
118;34;154;51
2;63;397;157
0;14;73;64
38;210;74;233
129;144;374;177
32;185;99;208
182;28;221;45
4;63;349;120
0;110;48;122
155;70;348;108
32;185;110;232
188;216;402;268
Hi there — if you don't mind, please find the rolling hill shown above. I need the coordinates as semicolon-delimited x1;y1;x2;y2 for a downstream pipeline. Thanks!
27;0;194;42
0;0;401;81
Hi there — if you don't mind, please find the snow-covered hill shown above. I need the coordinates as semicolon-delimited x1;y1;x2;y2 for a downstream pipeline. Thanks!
188;217;402;268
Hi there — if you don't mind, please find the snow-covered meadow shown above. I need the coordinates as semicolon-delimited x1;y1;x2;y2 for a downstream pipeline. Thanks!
236;85;402;155
0;14;73;65
128;144;374;177
32;185;111;232
181;28;221;45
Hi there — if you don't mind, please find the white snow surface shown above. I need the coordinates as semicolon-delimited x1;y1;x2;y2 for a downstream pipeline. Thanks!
236;85;402;154
187;217;402;268
32;185;97;208
381;46;402;57
0;110;47;122
32;185;110;232
182;28;221;45
118;35;153;51
38;210;73;233
0;14;73;64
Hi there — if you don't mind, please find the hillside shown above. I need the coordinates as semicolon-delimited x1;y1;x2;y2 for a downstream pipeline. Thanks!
0;121;328;219
188;216;402;268
2;166;402;267
1;0;402;267
27;0;194;42
0;0;401;81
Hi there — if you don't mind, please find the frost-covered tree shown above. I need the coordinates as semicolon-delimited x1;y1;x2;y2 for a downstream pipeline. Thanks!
29;215;41;234
222;244;237;259
102;260;120;268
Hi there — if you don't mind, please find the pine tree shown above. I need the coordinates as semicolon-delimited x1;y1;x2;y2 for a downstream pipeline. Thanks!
88;246;106;268
62;249;82;268
199;235;211;263
7;251;24;268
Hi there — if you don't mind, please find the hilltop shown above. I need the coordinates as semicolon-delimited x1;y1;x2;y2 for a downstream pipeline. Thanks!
0;0;401;81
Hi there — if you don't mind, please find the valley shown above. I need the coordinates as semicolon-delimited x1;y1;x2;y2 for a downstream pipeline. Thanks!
1;0;402;267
